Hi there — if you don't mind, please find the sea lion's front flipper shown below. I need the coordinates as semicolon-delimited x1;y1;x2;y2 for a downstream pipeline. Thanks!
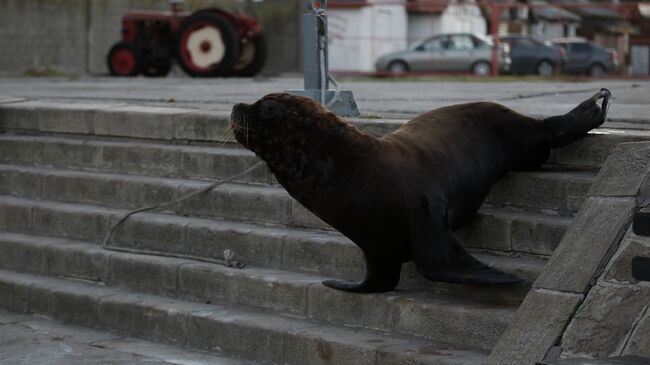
410;198;521;284
322;256;402;293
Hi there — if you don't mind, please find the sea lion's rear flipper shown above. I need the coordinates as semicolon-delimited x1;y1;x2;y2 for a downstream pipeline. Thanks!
410;197;521;285
543;88;612;148
322;256;402;293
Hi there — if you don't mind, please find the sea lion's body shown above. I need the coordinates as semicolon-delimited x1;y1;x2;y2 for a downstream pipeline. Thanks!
231;90;610;293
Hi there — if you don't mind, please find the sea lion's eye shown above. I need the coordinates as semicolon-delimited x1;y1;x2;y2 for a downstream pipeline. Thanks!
260;100;277;118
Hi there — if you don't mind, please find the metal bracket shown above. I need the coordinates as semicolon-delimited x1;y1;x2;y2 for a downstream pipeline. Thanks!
288;0;360;117
632;256;650;282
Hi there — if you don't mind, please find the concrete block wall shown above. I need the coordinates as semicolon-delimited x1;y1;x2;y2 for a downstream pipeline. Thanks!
487;142;650;365
328;5;408;73
559;213;650;358
0;0;88;75
0;0;302;76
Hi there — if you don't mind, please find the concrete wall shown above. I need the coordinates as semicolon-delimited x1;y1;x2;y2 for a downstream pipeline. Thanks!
408;5;486;43
559;225;650;360
0;0;89;75
0;0;302;76
408;14;443;44
438;5;486;35
328;5;407;73
488;142;650;365
328;2;488;73
629;45;650;76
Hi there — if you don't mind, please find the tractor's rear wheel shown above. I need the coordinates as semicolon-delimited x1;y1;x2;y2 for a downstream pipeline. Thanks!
232;35;267;77
107;42;142;77
176;13;239;77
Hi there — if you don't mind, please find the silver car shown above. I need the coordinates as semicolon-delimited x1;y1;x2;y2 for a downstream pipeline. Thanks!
375;33;509;75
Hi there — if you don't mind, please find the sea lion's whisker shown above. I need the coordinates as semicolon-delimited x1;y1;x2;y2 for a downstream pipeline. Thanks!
220;124;235;138
217;132;233;147
217;125;233;145
230;115;251;132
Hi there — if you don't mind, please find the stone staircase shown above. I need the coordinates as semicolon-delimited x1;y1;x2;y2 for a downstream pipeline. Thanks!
0;102;649;364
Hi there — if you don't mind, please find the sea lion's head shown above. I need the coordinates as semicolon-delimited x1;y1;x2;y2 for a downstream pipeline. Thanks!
230;93;341;155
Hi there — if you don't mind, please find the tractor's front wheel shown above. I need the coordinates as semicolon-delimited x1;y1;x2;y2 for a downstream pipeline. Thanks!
176;12;239;77
107;42;142;76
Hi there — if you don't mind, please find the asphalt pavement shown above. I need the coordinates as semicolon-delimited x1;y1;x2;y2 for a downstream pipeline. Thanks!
0;76;648;123
0;309;259;365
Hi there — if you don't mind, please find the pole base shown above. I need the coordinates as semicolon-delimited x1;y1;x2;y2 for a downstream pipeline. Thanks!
287;89;360;117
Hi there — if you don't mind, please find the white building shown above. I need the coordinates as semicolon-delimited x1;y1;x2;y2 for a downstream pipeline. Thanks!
328;0;486;72
528;2;580;40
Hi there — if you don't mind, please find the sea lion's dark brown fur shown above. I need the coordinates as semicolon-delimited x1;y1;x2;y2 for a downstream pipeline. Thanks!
230;91;609;293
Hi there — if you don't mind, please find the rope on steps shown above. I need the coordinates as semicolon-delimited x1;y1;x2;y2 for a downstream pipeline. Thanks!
100;160;266;269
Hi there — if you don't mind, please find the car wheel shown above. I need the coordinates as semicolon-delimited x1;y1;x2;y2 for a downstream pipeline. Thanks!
387;61;408;75
536;60;554;77
588;63;605;77
471;61;491;76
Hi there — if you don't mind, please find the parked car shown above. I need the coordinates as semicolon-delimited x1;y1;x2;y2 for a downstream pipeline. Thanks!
552;38;619;76
500;35;565;76
375;33;509;76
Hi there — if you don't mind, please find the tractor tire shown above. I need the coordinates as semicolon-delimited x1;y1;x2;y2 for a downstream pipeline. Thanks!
107;42;142;77
176;12;239;77
142;59;172;77
232;34;267;77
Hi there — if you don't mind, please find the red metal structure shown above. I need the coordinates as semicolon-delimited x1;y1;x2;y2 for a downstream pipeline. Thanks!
107;2;266;77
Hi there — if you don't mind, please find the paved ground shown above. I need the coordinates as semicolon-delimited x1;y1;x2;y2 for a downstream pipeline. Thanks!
0;76;648;122
0;309;259;365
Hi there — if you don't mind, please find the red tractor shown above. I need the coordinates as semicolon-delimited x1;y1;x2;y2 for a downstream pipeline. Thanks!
107;0;266;77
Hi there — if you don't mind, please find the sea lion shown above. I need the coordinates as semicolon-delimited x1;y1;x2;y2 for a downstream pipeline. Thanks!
230;89;611;293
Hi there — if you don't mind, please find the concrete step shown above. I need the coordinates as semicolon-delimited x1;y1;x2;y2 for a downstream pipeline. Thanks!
0;163;575;255
0;231;515;351
0;269;488;365
551;128;650;169
459;207;571;256
2;102;650;168
0;195;544;302
0;133;271;185
0;135;595;215
485;170;595;215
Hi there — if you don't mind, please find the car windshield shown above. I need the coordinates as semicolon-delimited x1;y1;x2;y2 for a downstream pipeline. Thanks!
408;39;428;50
475;34;493;46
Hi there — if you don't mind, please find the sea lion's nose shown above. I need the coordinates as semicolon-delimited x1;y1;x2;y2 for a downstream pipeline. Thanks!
233;102;253;115
232;103;248;118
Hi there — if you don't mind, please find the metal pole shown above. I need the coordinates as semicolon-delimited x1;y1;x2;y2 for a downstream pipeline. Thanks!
288;0;360;117
490;4;501;77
